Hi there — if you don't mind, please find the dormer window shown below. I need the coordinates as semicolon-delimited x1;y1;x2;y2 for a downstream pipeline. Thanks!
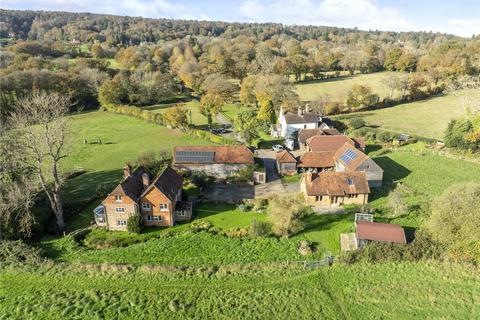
142;203;152;211
347;178;354;186
115;195;122;202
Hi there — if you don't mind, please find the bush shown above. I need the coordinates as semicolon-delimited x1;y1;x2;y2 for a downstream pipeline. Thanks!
297;240;316;256
349;118;366;130
248;220;271;237
0;240;45;265
223;228;248;238
376;131;393;142
268;194;306;237
127;215;143;234
190;220;213;232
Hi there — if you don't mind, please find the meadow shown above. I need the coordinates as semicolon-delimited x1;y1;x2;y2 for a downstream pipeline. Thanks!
1;261;479;319
62;111;212;203
335;90;480;140
295;72;400;101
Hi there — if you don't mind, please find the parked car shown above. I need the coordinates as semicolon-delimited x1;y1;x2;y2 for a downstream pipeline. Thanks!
272;144;284;152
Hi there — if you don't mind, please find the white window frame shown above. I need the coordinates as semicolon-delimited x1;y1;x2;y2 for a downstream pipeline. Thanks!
146;215;162;222
115;207;125;213
115;195;123;202
116;220;127;226
159;203;168;211
142;202;152;211
176;211;186;217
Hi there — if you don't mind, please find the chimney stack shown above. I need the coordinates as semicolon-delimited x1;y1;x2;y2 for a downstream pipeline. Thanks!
123;163;132;178
142;173;150;189
305;171;313;183
305;104;309;113
298;107;303;116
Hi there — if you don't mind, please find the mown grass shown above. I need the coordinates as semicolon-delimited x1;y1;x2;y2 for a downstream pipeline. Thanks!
334;90;480;140
1;261;479;319
295;72;401;101
145;100;219;128
62;111;211;202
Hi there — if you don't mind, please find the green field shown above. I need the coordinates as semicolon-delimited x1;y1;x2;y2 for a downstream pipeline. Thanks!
2;261;479;319
63;111;212;203
335;90;480;140
295;72;401;101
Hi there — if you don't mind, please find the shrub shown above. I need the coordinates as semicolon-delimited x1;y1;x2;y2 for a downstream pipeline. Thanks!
190;220;213;232
127;215;143;234
0;240;45;265
349;118;366;130
268;194;306;237
297;240;316;256
248;220;271;237
376;131;393;142
223;228;248;238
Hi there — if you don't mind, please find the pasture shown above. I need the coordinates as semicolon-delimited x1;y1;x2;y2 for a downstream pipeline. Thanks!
335;90;480;140
295;72;400;101
1;261;479;319
63;111;211;203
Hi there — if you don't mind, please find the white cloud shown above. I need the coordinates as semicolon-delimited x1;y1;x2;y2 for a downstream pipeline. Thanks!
237;0;414;32
447;18;480;37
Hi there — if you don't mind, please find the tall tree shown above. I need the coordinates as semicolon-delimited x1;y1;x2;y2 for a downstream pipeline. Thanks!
9;92;71;233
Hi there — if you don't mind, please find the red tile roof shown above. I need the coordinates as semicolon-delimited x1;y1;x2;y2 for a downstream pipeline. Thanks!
276;150;297;163
306;135;355;152
297;151;335;168
303;171;370;196
333;142;369;171
173;146;254;164
356;221;406;244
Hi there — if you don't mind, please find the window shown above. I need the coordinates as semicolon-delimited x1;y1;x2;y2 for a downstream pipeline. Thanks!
146;215;162;222
160;203;168;211
116;220;127;226
176;211;186;217
142;203;151;211
115;195;122;202
115;207;125;213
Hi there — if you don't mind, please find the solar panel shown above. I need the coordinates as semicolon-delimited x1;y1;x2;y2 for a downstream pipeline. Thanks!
340;149;358;164
175;150;215;163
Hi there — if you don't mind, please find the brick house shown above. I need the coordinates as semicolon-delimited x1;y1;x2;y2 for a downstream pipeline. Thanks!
275;150;297;175
300;171;370;206
98;165;191;231
297;151;335;172
334;143;384;187
297;128;341;151
173;145;254;179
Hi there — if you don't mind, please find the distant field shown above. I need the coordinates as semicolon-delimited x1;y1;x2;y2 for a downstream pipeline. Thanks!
2;261;479;319
295;72;400;101
336;90;480;140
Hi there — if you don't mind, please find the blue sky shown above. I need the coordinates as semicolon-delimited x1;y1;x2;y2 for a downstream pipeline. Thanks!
3;0;479;37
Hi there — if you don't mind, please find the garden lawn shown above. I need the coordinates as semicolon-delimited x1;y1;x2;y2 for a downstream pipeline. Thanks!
1;261;479;319
144;100;219;128
334;89;480;140
295;72;401;101
63;111;212;202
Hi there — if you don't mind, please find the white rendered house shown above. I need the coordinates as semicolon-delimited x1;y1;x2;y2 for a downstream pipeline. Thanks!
278;106;320;138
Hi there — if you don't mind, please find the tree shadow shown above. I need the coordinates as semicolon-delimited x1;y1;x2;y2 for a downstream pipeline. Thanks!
365;144;382;154
369;156;412;201
297;74;356;85
299;213;354;235
63;169;123;203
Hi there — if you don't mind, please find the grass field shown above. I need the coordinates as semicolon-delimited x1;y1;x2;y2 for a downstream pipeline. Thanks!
2;261;479;319
295;72;400;101
63;111;211;203
335;90;480;140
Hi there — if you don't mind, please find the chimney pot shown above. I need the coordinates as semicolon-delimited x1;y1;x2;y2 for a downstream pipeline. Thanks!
142;173;150;189
123;163;132;178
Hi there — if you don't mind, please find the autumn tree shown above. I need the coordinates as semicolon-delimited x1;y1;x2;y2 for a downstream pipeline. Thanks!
268;194;307;237
199;93;224;127
345;84;379;111
396;52;417;72
257;99;276;124
163;105;188;128
234;109;261;144
8;92;71;233
383;47;403;71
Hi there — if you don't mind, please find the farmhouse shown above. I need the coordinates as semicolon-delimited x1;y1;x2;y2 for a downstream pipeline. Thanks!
334;143;384;187
300;171;370;206
278;106;320;138
97;165;191;231
275;150;297;175
173;145;254;179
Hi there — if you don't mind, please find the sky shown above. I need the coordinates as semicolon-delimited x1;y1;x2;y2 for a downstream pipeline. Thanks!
2;0;480;37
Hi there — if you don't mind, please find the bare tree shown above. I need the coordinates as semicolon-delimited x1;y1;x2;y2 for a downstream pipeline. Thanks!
9;92;71;233
381;74;400;100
